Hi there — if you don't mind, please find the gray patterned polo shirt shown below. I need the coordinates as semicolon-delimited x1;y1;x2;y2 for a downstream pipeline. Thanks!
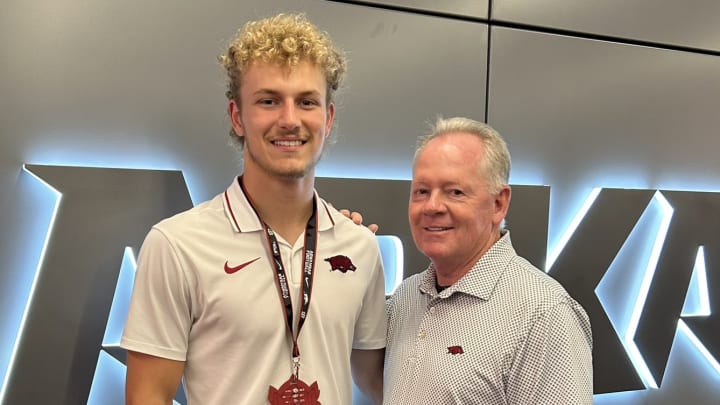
384;232;593;404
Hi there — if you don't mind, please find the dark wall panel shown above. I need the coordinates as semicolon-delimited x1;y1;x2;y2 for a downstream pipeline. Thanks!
493;0;720;52
488;27;720;253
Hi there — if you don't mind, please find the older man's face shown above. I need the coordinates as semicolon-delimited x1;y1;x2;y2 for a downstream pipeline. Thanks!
409;132;509;271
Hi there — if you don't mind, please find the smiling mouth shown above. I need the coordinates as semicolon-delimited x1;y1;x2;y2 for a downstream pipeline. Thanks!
425;227;451;231
272;140;305;147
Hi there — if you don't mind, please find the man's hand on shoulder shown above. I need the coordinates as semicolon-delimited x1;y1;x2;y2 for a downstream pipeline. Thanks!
337;208;379;234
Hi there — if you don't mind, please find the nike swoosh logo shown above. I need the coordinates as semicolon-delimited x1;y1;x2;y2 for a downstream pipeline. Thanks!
224;257;260;274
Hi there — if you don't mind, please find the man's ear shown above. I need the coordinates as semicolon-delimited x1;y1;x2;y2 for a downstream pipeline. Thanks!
493;185;512;226
229;100;244;138
325;102;335;137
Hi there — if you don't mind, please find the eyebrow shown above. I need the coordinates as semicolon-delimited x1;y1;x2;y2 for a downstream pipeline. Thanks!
253;89;323;98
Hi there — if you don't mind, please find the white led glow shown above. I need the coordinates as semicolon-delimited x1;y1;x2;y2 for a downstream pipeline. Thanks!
101;247;138;345
677;320;720;375
0;166;62;405
546;188;601;271
624;191;674;389
695;246;711;317
681;246;710;317
377;235;404;295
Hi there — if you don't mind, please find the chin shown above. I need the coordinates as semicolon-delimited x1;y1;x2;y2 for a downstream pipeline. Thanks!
269;164;312;179
276;171;305;179
283;168;313;179
417;245;446;260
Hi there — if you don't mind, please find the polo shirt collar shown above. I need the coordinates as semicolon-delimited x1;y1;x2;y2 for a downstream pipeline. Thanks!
222;176;336;233
419;231;516;300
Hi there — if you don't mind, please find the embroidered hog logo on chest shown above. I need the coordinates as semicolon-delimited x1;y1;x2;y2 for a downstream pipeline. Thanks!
324;255;357;273
447;346;464;355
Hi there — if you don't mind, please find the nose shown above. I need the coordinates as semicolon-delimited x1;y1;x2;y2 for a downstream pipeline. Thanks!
423;191;447;214
278;102;301;131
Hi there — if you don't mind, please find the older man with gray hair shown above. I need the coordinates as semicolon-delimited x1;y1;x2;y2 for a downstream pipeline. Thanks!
384;117;593;404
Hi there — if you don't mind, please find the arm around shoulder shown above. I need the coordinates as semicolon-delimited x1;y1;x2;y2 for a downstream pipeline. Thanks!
126;350;185;405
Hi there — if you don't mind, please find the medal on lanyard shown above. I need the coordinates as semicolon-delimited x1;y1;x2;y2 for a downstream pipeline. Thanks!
239;179;322;405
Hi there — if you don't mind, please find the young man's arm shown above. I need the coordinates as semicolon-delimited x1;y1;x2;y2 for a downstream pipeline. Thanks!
126;351;185;405
351;348;385;405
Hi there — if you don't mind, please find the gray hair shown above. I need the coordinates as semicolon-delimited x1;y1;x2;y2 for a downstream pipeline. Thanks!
414;117;511;195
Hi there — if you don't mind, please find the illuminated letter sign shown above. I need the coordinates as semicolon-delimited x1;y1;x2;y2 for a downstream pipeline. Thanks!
634;191;720;386
1;166;718;404
0;165;193;405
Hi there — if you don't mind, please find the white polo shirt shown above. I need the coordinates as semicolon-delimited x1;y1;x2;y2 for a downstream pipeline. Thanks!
121;177;387;405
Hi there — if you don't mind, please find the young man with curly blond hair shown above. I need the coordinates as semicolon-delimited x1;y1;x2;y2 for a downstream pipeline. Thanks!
121;13;386;405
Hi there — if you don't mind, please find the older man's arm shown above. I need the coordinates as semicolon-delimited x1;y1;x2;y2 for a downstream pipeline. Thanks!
507;301;593;404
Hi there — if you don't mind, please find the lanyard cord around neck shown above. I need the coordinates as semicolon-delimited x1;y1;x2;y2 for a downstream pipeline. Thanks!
239;178;318;361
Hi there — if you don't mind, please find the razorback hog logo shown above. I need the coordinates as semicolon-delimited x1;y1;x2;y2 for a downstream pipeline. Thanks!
325;255;357;273
447;346;464;355
268;379;320;404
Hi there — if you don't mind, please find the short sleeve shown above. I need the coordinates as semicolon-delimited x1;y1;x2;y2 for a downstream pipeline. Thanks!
120;228;194;361
352;241;387;350
507;300;594;404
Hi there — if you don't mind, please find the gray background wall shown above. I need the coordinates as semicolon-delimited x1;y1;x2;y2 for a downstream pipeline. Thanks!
1;0;719;404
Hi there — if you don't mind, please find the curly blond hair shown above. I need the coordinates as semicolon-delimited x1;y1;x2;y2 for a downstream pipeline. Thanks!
219;13;347;147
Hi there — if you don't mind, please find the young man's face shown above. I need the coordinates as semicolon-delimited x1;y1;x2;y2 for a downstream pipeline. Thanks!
409;132;510;271
229;61;334;180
